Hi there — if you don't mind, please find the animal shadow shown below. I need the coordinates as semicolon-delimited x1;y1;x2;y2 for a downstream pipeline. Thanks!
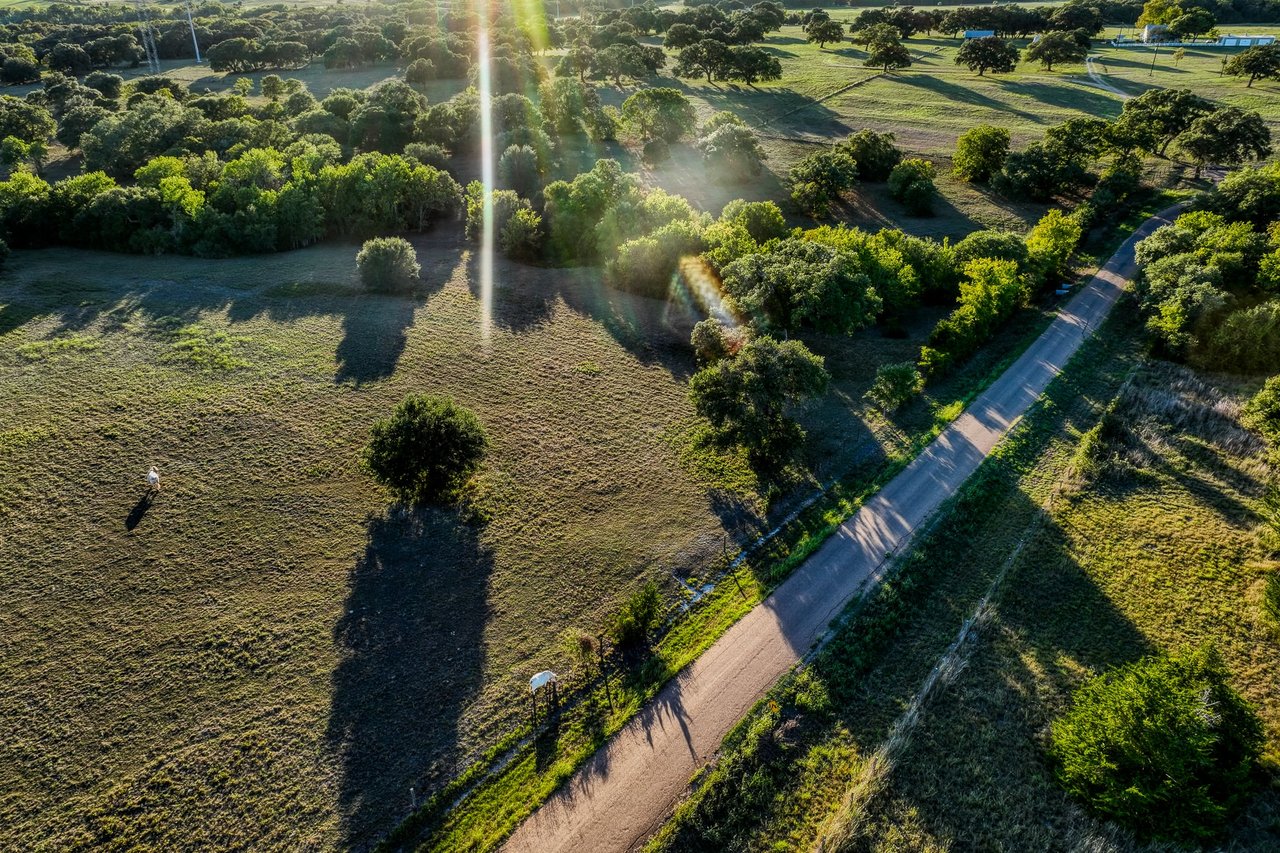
124;493;154;531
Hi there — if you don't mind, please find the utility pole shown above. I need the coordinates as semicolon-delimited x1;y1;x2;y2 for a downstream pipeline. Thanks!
133;0;161;73
1148;42;1159;76
184;0;202;63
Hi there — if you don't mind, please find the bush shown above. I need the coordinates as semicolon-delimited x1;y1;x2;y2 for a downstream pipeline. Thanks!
994;141;1088;201
1242;375;1280;444
405;58;435;85
689;335;830;470
843;129;902;181
698;123;766;182
691;318;731;364
720;199;787;244
642;137;670;164
865;361;923;411
1025;208;1083;285
609;219;703;297
921;257;1023;375
356;237;419;292
1200;301;1280;373
611;580;662;650
952;125;1009;183
404;142;451;171
498;144;541;198
499;206;543;261
364;394;489;505
1265;573;1280;629
952;229;1030;274
887;158;937;216
1049;647;1263;842
464;183;543;261
788;147;858;216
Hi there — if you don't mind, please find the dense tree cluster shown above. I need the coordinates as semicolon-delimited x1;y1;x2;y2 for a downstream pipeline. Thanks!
986;89;1271;201
1134;166;1280;371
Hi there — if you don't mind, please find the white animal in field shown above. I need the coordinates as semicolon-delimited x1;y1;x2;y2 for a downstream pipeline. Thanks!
529;670;558;693
147;467;160;491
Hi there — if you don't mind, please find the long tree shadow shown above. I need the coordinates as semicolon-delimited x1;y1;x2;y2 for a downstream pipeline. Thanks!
893;74;1045;124
823;492;1156;852
326;506;494;849
333;292;422;385
334;235;455;384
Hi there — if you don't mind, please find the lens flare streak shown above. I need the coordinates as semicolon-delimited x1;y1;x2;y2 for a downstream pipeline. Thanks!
477;26;494;345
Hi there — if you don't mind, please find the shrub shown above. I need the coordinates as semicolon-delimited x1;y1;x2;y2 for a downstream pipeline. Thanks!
364;394;489;505
404;142;451;171
497;143;541;197
788;147;858;216
1200;301;1280;373
843;129;902;181
720;199;787;244
356;237;419;292
952;125;1009;183
1025;208;1083;285
887;158;937;216
1265;573;1280;630
691;318;731;364
464;183;543;261
689;335;830;469
499;206;543;261
1242;375;1280;444
952;229;1030;274
698;123;766;182
611;580;662;650
609;219;704;297
642;137;670;165
921;257;1023;375
1049;647;1263;842
405;58;435;85
994;141;1088;201
865;361;923;411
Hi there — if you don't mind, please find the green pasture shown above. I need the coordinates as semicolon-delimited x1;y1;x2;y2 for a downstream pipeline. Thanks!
0;217;1040;849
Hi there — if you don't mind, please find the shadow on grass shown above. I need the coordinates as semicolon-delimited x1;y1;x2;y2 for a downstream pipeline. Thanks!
326;505;494;849
894;74;1044;123
124;492;154;531
460;249;700;382
1000;79;1127;119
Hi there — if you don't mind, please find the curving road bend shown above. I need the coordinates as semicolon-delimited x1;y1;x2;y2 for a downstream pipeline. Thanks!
500;206;1184;853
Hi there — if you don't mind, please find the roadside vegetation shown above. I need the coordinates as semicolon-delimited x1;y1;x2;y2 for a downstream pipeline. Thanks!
2;0;1280;849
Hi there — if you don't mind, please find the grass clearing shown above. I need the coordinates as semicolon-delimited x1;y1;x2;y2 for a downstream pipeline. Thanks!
647;309;1280;851
0;220;1052;850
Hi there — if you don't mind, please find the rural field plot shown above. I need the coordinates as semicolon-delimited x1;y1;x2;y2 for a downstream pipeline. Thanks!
654;327;1280;852
0;226;986;849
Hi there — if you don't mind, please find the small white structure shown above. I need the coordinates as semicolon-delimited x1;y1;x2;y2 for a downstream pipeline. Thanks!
1218;34;1276;47
963;29;995;40
147;467;161;492
529;670;558;693
1142;24;1171;43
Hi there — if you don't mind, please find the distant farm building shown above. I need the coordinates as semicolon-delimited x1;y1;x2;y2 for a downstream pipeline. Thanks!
1218;34;1276;46
963;30;996;39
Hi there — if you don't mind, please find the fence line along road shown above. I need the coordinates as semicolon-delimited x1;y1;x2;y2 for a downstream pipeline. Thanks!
500;205;1185;853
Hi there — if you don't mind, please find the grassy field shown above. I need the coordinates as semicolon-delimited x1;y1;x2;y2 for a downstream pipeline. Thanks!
0;230;738;849
0;210;1060;849
647;311;1280;851
4;13;1277;850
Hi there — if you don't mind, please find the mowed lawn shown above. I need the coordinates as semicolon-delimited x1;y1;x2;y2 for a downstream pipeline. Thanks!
0;223;986;849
